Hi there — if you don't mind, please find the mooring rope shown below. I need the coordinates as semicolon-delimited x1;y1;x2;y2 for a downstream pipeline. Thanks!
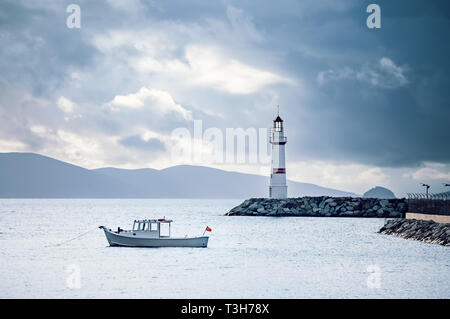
45;227;98;248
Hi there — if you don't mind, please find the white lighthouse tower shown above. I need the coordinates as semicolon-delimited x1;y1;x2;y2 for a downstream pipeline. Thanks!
269;109;287;198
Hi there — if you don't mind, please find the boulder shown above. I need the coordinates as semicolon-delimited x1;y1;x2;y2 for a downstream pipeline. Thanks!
225;197;408;218
378;219;449;247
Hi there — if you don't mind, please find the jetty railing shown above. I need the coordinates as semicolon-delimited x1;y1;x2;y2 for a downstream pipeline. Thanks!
407;193;450;216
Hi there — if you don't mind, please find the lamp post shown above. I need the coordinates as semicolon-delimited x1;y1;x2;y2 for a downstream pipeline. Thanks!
421;183;430;199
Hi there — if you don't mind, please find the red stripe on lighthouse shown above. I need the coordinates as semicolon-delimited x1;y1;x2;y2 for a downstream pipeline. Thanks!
272;168;286;174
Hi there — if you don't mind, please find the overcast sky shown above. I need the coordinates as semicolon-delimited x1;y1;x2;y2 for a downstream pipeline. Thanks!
1;0;449;196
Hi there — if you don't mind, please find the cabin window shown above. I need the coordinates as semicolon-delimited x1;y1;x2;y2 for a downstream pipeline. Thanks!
160;223;170;237
150;223;158;231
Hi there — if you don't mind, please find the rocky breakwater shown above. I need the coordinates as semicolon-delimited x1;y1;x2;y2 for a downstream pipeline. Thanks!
378;219;450;246
225;197;407;217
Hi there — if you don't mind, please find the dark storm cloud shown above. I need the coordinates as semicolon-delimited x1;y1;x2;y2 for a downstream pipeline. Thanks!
232;0;450;168
0;1;99;97
378;0;450;19
0;0;449;177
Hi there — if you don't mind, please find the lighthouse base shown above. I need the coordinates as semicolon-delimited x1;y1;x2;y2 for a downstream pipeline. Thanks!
269;186;287;199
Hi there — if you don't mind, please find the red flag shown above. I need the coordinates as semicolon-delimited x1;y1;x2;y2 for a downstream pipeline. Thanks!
205;226;212;232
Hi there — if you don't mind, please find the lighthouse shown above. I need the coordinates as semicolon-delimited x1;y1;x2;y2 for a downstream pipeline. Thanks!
269;109;287;198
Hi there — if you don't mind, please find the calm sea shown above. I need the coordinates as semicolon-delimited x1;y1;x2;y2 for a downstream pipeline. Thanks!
0;199;449;298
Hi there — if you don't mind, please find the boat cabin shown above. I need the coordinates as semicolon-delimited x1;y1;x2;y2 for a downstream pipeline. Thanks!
132;219;173;237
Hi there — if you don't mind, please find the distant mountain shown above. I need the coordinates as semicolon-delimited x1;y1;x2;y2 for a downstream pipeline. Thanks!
95;165;358;198
0;153;140;198
0;153;358;198
363;186;396;199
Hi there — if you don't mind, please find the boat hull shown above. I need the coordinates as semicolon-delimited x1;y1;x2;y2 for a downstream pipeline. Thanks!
101;228;208;247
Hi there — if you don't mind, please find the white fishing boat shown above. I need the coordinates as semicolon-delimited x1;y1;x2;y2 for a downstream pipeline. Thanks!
99;218;209;248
